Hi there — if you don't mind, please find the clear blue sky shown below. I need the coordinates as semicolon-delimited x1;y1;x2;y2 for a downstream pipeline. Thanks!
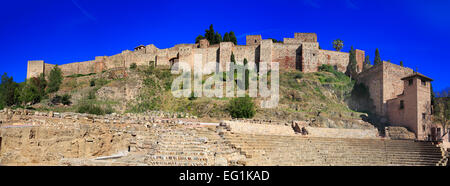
0;0;449;91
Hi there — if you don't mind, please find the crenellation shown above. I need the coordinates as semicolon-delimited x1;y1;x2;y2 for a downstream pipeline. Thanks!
26;32;362;78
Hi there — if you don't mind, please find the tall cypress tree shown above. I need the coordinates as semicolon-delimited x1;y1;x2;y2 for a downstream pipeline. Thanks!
363;55;371;71
400;61;404;67
346;46;357;79
223;32;230;42
229;31;237;45
374;48;382;65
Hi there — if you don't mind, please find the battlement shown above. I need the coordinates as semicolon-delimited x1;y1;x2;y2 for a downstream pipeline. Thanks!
26;32;362;79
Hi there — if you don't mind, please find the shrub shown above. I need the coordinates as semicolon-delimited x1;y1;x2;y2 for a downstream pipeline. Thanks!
61;94;72;105
130;63;137;70
50;95;62;105
88;90;96;100
227;96;256;118
90;79;96;87
47;65;63;93
77;103;105;115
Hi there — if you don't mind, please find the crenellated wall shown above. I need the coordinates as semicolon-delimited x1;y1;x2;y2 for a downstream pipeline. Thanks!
26;33;360;79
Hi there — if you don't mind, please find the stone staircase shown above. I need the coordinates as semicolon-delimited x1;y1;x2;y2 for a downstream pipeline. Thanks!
221;131;447;166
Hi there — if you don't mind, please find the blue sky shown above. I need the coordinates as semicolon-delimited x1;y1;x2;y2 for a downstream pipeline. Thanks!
0;0;449;91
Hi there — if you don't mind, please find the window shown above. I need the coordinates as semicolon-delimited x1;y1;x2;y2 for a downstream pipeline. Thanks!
421;79;426;86
422;125;426;132
409;79;413;85
255;40;257;43
422;113;426;120
399;100;404;109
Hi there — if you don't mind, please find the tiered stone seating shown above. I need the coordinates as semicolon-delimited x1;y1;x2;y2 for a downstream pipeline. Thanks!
222;132;446;166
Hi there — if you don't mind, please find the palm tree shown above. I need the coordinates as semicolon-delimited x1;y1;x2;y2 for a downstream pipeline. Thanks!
333;39;344;52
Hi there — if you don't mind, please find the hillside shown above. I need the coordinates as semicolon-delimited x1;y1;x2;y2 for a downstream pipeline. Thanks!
32;65;374;129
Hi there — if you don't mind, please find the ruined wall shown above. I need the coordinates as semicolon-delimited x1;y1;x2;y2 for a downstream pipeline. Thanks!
300;42;320;72
382;62;414;115
304;126;379;139
26;60;44;79
317;50;349;73
357;64;384;115
294;33;317;42
246;35;262;46
272;43;300;69
355;49;365;73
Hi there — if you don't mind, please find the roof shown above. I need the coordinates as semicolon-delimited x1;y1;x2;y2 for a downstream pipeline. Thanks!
401;72;433;81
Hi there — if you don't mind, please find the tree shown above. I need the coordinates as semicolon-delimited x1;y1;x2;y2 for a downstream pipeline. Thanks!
374;48;382;65
346;46;357;79
47;65;63;93
434;97;450;138
333;39;344;52
213;31;222;44
229;31;237;45
230;52;236;64
363;55;371;71
399;61;404;67
195;35;205;43
227;96;256;118
223;32;230;42
19;78;42;105
0;73;20;108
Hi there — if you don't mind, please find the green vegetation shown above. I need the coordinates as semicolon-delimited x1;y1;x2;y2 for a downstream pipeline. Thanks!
130;63;137;70
77;101;113;115
47;65;63;93
374;48;382;65
66;73;96;78
433;97;449;137
227;96;256;118
346;46;358;79
333;39;344;51
195;24;237;45
0;73;20;109
50;94;72;106
363;55;371;71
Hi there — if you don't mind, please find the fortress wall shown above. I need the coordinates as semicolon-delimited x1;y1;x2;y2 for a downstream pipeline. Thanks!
219;42;233;69
300;43;320;72
283;38;303;44
246;35;262;46
27;60;45;79
382;62;413;115
260;39;273;63
43;63;55;76
294;33;317;42
357;64;384;115
355;49;365;72
233;45;257;64
318;50;349;73
272;43;300;69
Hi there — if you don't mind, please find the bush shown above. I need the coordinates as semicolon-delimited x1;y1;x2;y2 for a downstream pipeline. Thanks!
130;63;137;70
227;96;256;118
61;94;72;105
77;103;105;115
50;95;62;105
90;79;96;87
88;90;96;100
47;65;63;93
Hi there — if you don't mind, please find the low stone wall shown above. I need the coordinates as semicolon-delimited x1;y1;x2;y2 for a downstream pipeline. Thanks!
385;126;415;140
223;121;295;136
304;126;379;139
223;120;379;139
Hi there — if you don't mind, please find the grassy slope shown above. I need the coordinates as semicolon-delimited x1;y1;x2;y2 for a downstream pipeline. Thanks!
37;66;372;128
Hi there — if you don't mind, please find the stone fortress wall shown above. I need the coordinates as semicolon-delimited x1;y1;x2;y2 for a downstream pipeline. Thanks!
26;33;365;79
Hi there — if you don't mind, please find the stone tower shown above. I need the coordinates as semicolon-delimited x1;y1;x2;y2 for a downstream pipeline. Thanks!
386;72;433;140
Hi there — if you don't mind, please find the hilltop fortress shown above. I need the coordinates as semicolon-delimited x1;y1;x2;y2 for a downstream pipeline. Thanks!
26;32;440;142
27;33;365;79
